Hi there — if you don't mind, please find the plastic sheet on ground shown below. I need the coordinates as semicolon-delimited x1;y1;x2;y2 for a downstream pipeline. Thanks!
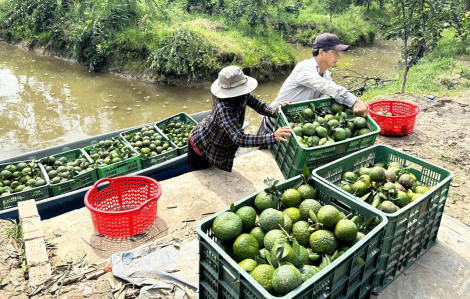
111;238;198;299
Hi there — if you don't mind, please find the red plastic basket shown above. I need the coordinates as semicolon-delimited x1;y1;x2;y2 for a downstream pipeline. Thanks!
368;100;420;136
84;176;161;238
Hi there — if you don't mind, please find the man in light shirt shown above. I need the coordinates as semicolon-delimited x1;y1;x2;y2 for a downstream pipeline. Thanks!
262;33;368;133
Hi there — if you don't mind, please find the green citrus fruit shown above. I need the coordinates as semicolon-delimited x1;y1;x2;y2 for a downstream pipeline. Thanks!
264;229;288;252
233;234;260;262
259;208;285;232
342;171;357;182
334;219;358;243
331;102;345;114
282;212;293;232
212;212;243;241
300;265;319;282
236;206;257;231
379;201;398;213
357;128;370;135
251;264;275;292
398;174;415;189
393;190;410;208
309;230;338;254
281;189;301;208
369;166;385;182
238;259;257;272
284;207;301;223
297;184;316;200
302;123;317;136
332;128;347;141
272;265;303;296
292;220;311;247
250;227;266;248
299;199;322;221
353;117;367;129
316;126;328;138
316;205;341;228
254;191;278;212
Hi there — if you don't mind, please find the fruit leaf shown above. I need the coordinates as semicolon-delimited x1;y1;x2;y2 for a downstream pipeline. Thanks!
309;209;318;223
265;250;274;267
281;247;290;259
356;257;365;265
255;255;267;265
361;217;375;228
292;239;301;257
309;254;320;261
229;203;235;212
331;250;340;262
359;192;371;201
276;245;285;259
346;116;357;122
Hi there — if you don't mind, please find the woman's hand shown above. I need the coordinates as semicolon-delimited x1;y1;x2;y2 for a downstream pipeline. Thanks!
274;126;292;142
275;101;293;116
353;99;368;118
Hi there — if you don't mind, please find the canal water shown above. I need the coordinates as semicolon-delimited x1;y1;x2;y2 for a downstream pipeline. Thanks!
0;39;402;159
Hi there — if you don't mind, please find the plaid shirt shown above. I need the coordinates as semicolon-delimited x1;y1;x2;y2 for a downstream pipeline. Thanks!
190;93;278;172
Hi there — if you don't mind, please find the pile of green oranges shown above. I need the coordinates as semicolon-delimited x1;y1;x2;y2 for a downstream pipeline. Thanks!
210;178;379;296
340;161;430;213
285;102;370;148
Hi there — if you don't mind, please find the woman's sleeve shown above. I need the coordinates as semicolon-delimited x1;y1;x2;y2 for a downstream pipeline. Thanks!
297;63;358;107
219;104;277;148
246;93;278;118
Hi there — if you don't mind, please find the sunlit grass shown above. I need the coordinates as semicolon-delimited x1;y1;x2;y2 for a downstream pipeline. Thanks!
362;29;470;99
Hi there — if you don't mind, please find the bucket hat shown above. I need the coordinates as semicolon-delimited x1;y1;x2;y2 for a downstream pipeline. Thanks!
211;66;258;99
312;33;350;51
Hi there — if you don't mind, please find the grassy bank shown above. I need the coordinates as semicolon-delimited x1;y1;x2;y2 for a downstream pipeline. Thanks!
0;0;390;84
362;29;470;100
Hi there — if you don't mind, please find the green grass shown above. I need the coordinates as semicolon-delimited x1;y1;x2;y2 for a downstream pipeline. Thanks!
362;29;470;100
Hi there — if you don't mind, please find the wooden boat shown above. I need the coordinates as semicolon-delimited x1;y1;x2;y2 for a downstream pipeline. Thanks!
0;110;249;220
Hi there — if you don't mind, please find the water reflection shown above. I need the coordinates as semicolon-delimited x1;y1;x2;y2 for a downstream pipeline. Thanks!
0;38;402;158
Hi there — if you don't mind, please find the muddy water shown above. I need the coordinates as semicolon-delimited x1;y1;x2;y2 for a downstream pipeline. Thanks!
0;39;402;158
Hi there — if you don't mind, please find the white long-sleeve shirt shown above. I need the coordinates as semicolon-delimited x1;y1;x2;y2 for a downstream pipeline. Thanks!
270;58;358;108
262;58;358;133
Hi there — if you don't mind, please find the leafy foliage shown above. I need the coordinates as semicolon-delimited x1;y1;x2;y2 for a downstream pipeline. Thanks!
148;28;217;81
386;0;445;92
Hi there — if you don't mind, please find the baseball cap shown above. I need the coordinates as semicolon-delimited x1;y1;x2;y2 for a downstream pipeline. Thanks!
312;33;350;51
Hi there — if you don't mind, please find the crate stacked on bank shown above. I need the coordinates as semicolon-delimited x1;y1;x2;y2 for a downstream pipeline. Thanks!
269;97;380;179
197;175;387;299
313;144;454;292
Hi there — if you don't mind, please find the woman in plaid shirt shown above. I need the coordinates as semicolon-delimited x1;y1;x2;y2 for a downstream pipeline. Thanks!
188;66;292;172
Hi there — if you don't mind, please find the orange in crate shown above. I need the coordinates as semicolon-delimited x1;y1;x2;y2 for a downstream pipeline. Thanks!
84;176;161;238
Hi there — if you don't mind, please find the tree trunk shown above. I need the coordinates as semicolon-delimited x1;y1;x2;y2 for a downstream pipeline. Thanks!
401;38;408;93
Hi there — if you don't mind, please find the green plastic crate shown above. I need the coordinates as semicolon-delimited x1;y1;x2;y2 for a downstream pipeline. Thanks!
269;97;380;179
120;126;178;169
312;145;454;293
155;112;198;155
83;144;142;179
197;175;387;299
44;149;99;197
0;161;50;210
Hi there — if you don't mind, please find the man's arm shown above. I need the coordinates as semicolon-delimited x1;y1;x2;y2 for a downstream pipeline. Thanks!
297;62;367;117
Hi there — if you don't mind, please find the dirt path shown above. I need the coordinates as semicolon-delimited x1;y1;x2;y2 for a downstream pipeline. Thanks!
370;93;470;226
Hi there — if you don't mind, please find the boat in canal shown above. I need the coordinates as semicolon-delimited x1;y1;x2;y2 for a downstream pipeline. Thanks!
0;110;248;220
